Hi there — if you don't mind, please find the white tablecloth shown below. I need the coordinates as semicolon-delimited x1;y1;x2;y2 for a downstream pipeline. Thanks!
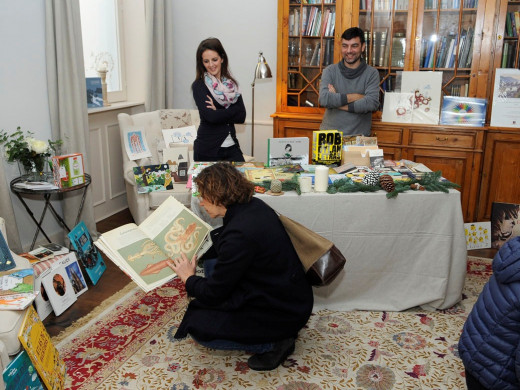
192;189;467;312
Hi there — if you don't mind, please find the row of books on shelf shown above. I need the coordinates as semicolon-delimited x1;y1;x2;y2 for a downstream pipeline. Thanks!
420;28;474;69
424;0;477;9
290;0;336;4
364;31;406;68
360;0;408;11
505;11;520;38
288;6;335;37
502;41;518;69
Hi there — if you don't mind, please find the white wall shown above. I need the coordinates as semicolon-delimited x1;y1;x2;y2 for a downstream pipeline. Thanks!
172;0;278;160
0;0;63;249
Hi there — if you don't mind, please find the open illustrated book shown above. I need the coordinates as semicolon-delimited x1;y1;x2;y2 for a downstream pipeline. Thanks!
94;196;213;292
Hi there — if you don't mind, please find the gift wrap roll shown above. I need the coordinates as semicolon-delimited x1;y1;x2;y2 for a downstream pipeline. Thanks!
314;165;329;192
299;176;312;193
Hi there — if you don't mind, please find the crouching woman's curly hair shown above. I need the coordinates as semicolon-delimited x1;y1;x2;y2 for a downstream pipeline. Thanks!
194;162;254;208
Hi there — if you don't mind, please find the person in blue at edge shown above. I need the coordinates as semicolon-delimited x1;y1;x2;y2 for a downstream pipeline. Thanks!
168;163;313;371
458;236;520;389
192;37;246;162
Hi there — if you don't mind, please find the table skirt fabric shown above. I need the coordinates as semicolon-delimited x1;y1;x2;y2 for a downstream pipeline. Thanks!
256;189;467;312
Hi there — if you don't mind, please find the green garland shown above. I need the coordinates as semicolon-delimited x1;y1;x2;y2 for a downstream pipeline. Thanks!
253;171;459;198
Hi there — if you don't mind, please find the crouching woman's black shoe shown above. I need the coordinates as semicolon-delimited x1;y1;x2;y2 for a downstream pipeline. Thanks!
247;338;296;371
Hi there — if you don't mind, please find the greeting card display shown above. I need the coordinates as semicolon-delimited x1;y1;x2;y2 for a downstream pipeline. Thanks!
440;96;486;127
68;221;106;285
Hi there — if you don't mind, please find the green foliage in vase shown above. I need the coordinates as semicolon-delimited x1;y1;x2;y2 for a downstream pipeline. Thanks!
0;126;63;172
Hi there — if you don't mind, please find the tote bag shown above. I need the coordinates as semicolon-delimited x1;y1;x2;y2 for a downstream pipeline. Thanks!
278;214;347;286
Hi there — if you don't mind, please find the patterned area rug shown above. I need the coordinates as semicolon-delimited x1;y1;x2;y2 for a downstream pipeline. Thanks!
55;256;492;390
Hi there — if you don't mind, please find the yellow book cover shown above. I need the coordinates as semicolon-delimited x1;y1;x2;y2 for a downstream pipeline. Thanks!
312;130;343;165
18;305;66;390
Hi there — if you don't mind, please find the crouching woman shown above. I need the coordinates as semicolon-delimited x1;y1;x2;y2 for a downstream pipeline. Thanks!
168;163;313;371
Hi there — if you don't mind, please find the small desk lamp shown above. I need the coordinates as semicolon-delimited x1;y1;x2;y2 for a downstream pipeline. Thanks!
251;51;272;156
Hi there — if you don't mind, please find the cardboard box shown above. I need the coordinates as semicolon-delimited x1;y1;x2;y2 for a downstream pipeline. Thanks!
52;153;85;188
341;145;379;166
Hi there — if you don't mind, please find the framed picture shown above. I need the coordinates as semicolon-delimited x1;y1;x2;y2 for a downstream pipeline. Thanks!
491;202;520;249
86;77;104;108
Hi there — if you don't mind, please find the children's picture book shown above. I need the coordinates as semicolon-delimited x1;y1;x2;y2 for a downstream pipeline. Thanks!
68;221;106;285
59;252;88;297
40;260;77;316
86;77;104;108
95;196;212;292
0;293;38;311
18;306;66;390
0;230;16;272
491;202;520;249
162;125;197;145
123;127;152;161
34;268;54;320
3;350;44;390
490;68;520;127
267;137;309;167
464;221;491;250
400;71;442;124
381;92;414;123
19;252;44;265
0;268;34;297
312;130;343;165
163;146;189;182
440;96;487;127
27;247;54;262
133;164;174;193
39;242;70;256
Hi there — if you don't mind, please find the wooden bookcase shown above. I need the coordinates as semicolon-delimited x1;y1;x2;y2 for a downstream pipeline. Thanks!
272;0;520;222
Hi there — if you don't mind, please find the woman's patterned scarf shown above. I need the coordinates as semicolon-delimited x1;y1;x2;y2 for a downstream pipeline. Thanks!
204;72;240;108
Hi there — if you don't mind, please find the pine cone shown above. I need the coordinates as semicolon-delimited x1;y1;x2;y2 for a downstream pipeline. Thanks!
362;170;380;186
270;179;282;193
379;174;395;192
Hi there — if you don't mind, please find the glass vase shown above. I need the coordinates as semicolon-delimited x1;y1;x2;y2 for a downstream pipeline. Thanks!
18;155;49;182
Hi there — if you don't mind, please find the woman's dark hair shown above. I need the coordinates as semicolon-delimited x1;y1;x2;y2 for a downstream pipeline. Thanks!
194;162;254;207
194;37;238;85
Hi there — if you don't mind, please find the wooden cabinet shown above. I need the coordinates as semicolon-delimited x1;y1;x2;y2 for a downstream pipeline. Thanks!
372;123;485;222
477;129;520;220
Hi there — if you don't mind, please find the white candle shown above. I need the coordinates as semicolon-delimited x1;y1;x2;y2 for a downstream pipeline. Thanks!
314;165;329;192
299;176;312;193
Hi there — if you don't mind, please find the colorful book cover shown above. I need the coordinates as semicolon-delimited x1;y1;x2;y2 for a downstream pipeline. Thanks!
3;350;44;390
68;221;106;285
133;164;174;193
17;306;66;390
162;147;189;182
34;268;54;320
312;130;343;165
0;268;34;297
40;259;77;316
464;221;491;250
162;125;197;145
60;252;88;297
400;71;442;124
267;137;309;167
123;127;152;161
86;77;103;108
440;96;487;127
0;230;16;272
491;202;520;249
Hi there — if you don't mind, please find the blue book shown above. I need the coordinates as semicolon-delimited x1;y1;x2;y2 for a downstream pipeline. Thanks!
3;350;44;390
68;221;106;285
0;230;16;272
86;77;104;108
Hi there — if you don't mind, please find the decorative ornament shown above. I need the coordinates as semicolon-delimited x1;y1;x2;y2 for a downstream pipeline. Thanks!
362;170;380;186
410;183;425;191
379;174;395;192
270;179;283;193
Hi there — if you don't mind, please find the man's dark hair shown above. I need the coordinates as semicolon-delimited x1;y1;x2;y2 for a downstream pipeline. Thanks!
341;27;365;44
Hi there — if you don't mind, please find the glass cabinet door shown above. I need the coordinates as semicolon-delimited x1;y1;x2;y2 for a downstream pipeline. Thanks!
358;1;411;94
500;1;520;69
287;0;338;110
418;0;481;97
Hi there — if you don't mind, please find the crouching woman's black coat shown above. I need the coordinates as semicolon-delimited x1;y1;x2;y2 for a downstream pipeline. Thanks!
174;197;314;344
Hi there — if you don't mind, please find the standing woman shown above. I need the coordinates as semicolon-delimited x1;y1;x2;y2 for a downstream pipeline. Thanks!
192;37;246;162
